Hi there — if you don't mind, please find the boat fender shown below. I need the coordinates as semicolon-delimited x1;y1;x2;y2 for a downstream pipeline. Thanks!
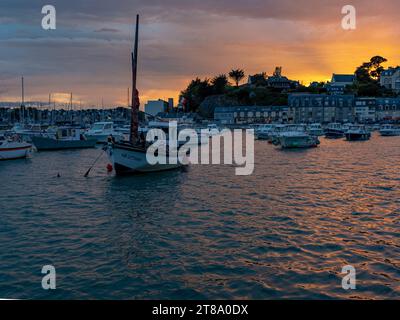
107;164;113;172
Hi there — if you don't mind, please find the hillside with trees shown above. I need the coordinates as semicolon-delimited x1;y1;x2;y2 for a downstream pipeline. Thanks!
180;68;289;118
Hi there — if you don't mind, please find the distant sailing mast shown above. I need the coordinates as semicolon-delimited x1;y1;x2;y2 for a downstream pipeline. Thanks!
21;76;25;123
127;87;130;108
130;14;140;144
70;92;73;123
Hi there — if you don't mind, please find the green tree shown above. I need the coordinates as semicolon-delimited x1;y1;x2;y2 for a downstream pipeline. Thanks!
355;56;387;83
180;78;212;112
250;72;268;86
211;74;229;94
229;69;245;87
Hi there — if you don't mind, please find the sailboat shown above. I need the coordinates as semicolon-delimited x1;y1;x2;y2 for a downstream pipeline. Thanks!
106;15;184;175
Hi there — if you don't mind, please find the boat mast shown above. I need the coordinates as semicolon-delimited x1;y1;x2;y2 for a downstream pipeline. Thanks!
127;87;130;108
70;92;73;124
130;14;140;144
21;76;25;123
49;93;52;125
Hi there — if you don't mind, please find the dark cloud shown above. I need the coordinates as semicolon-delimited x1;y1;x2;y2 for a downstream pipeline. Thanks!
0;0;399;103
95;28;120;33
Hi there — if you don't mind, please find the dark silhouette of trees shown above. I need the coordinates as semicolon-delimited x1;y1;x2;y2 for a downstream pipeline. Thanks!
211;74;229;94
229;69;245;87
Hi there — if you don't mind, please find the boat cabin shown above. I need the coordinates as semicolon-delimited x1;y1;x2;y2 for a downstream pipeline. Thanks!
55;127;85;141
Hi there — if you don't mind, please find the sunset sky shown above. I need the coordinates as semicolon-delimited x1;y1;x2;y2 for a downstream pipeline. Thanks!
1;0;400;107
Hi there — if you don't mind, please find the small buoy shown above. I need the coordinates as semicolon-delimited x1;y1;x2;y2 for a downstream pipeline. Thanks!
57;173;61;178
107;164;113;172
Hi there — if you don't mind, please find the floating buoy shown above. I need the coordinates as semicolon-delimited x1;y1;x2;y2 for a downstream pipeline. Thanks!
107;164;113;172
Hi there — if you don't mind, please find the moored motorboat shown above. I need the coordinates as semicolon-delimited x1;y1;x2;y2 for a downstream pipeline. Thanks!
307;123;324;136
32;127;97;151
345;125;371;141
278;125;319;149
0;136;32;160
324;123;345;138
86;122;124;144
255;124;275;140
379;124;400;136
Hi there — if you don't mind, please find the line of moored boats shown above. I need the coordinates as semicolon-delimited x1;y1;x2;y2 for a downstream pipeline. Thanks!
1;120;400;161
0;121;220;161
253;123;400;148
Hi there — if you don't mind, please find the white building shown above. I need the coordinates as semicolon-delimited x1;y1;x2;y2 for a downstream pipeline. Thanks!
327;74;355;95
144;99;168;116
354;98;376;122
380;67;400;93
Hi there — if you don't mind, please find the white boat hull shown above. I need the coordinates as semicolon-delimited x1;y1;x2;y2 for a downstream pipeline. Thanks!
0;142;32;160
107;142;183;175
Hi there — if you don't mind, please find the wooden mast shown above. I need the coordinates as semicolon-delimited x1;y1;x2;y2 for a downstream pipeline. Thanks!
130;14;140;144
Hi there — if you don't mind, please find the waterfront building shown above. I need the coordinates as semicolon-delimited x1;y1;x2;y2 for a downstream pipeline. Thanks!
326;74;355;95
375;97;400;121
354;97;377;123
380;67;400;93
144;99;168;116
214;106;292;125
288;93;354;123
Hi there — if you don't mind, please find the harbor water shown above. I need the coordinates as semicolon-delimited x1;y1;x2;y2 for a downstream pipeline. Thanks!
1;133;400;299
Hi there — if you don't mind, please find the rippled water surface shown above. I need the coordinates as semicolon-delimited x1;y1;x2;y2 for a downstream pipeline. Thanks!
1;134;400;299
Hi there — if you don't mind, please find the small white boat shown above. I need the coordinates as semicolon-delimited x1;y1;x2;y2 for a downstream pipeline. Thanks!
278;125;319;149
86;122;124;144
379;124;400;136
345;125;371;141
0;136;32;160
307;123;324;136
255;124;275;140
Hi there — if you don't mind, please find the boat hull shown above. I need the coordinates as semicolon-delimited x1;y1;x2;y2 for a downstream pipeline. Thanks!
380;130;400;136
279;135;319;149
32;136;97;151
325;129;344;139
256;132;272;140
108;142;184;175
0;143;32;160
308;129;324;137
345;132;370;141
